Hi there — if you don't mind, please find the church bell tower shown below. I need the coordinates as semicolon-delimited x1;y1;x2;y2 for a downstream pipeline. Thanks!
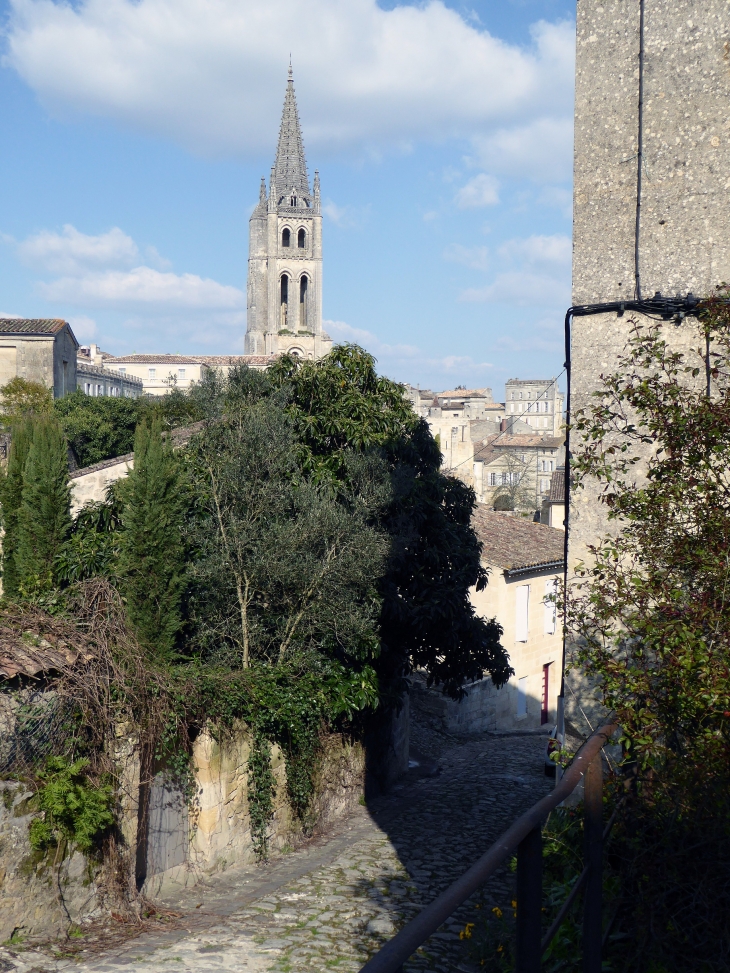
245;66;331;360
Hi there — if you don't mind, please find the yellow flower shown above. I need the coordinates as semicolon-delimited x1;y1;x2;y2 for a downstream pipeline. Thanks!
492;907;503;918
497;945;504;954
511;900;517;908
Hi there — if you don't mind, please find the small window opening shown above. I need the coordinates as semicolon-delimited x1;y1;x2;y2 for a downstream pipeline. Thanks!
282;228;290;247
280;274;289;329
298;228;306;248
291;196;297;206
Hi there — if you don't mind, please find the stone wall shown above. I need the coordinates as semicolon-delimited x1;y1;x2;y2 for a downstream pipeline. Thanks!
0;729;367;941
0;781;100;943
69;454;133;515
570;0;730;558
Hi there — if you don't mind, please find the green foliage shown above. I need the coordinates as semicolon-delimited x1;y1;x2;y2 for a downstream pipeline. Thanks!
0;418;34;597
55;487;124;584
118;419;186;661
570;308;730;792
29;756;114;854
568;299;730;969
0;377;53;429
186;396;388;670
16;415;72;595
246;732;276;860
54;390;149;468
493;494;515;511
269;345;511;698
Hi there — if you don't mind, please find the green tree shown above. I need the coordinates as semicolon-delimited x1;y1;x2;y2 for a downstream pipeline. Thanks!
0;377;53;429
186;394;388;670
118;419;186;662
270;345;511;698
16;415;72;595
54;390;149;468
0;418;34;597
568;303;730;970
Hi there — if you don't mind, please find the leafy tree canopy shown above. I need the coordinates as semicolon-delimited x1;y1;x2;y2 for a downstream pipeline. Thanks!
54;390;149;468
0;377;53;429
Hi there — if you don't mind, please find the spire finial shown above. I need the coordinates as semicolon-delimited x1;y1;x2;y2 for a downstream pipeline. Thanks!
288;57;293;81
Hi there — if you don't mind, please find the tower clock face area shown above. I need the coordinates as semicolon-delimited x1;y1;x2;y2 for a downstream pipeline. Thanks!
244;67;331;361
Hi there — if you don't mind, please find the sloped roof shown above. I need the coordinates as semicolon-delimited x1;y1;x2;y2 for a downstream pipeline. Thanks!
105;355;204;365
0;318;68;335
472;507;565;575
548;467;565;503
195;355;276;366
0;608;94;680
438;388;492;399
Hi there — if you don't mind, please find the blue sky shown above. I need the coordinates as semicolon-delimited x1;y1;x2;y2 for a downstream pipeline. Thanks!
0;0;575;399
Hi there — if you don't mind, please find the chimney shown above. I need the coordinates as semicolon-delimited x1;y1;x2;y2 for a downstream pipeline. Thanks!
500;418;507;432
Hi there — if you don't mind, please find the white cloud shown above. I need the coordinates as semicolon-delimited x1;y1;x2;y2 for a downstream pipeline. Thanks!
324;319;492;386
455;173;500;209
68;315;97;339
443;243;490;272
4;1;575;158
498;234;571;266
0;312;22;319
322;201;367;228
18;224;140;274
459;271;570;306
40;266;244;310
470;117;574;183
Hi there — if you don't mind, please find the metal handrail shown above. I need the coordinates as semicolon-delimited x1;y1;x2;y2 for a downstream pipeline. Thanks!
358;722;618;973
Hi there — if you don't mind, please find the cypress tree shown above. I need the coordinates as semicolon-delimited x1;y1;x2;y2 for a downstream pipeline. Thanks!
119;419;185;662
0;419;34;598
16;416;72;594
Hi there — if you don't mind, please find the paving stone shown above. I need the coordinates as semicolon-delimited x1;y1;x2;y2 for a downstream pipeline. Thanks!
13;726;550;973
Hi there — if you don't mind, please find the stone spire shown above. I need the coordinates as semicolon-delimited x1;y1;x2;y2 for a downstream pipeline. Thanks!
273;64;310;200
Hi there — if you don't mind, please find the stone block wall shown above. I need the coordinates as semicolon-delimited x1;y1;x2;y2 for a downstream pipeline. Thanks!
0;782;100;943
0;729;368;941
570;0;730;558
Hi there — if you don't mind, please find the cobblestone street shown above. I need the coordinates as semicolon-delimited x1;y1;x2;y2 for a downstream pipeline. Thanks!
2;724;552;973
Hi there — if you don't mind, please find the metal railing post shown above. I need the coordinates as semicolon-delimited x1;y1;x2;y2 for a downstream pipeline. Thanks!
516;824;542;973
583;752;603;973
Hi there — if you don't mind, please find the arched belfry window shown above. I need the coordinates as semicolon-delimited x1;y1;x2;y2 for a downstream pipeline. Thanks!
282;228;290;247
300;275;308;329
280;274;289;330
297;228;306;248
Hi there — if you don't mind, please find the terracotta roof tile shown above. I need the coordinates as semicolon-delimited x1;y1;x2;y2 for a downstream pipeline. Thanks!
548;467;565;503
472;507;564;573
0;318;69;335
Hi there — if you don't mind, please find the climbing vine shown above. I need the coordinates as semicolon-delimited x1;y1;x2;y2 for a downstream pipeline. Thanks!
246;732;276;859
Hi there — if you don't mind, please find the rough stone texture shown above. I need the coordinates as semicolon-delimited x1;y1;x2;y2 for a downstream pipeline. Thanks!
569;0;730;726
245;73;331;361
571;0;730;557
69;456;132;515
0;782;100;943
0;727;551;972
0;731;366;943
141;729;366;898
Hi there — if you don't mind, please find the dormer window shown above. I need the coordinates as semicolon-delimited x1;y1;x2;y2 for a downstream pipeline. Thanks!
282;228;290;247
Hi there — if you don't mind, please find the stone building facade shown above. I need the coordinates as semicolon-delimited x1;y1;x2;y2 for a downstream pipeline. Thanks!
570;0;730;558
0;319;77;398
245;68;332;361
411;509;564;734
505;378;563;437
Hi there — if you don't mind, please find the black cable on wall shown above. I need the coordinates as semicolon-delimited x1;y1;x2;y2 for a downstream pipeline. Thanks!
634;0;646;300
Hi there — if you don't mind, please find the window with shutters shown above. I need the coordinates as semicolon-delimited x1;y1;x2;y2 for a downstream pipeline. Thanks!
515;584;530;642
544;579;557;634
